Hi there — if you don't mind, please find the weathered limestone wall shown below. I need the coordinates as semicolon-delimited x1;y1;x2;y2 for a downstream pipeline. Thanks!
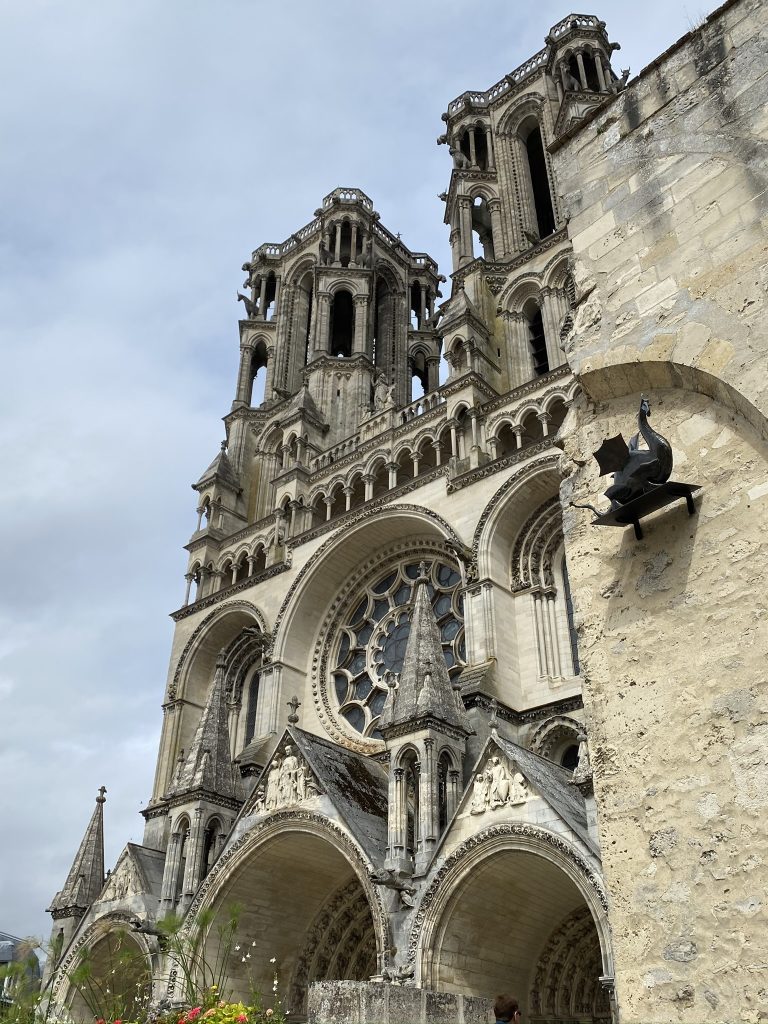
308;981;492;1024
550;1;768;1020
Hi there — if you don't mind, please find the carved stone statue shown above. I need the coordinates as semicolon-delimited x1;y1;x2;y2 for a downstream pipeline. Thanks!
266;758;282;810
449;147;471;170
374;375;395;412
470;772;490;814
319;239;332;266
572;732;593;786
563;67;582;91
358;237;373;269
509;771;528;805
253;788;266;814
489;756;510;808
237;292;257;319
280;744;300;803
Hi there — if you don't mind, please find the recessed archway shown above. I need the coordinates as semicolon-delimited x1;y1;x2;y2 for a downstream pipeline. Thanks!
199;823;383;1018
421;840;610;1021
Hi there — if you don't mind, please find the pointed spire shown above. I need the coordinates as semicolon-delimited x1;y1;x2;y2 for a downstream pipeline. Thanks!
166;657;237;800
193;443;241;493
380;563;470;734
48;788;106;919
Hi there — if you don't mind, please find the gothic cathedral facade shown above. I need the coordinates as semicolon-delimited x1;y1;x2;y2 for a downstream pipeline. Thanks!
44;3;768;1022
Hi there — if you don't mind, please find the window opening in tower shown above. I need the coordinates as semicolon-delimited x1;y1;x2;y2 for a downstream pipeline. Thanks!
523;124;556;238
330;290;354;357
528;309;549;376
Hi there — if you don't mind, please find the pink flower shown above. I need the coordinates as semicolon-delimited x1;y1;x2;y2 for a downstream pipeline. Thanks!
236;1015;248;1022
187;1009;202;1022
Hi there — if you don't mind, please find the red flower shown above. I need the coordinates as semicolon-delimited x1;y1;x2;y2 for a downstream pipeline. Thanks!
236;1015;248;1022
188;1009;202;1021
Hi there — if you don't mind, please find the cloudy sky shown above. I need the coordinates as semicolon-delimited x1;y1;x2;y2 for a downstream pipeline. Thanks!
0;0;706;942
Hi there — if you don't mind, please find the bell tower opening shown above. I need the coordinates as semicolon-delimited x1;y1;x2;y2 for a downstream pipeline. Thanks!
330;289;354;358
520;119;556;239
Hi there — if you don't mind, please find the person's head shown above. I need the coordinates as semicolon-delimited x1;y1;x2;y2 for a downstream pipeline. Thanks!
493;995;520;1022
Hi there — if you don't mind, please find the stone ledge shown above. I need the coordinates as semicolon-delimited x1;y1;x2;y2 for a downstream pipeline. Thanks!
307;981;492;1024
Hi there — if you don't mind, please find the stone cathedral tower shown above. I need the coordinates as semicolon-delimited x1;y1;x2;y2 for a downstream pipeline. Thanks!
44;4;768;1023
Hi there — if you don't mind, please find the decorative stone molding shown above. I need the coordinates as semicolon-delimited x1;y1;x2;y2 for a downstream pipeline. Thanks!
446;437;555;493
168;601;271;700
172;561;289;622
183;810;389;960
407;822;608;967
470;451;559;556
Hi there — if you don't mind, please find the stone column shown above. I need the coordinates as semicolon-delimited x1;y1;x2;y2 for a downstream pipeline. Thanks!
485;126;495;170
183;573;194;606
595;52;607;91
160;831;182;904
576;52;588;90
235;342;255;405
387;461;398;489
488;199;504;260
333;222;342;265
426;356;440;394
363;474;374;501
532;590;547;677
343;485;353;512
353;295;368;354
411;452;420;477
540;287;564;370
449;421;458;458
432;438;442;466
183;808;205;897
324;496;333;521
258;276;268;319
468;128;477;168
272;275;281;318
449;227;461;273
385;767;407;871
459;198;473;263
538;412;551;437
447;769;461;820
514;425;523;449
262;344;276;402
546;592;563;678
417;739;436;873
349;221;358;266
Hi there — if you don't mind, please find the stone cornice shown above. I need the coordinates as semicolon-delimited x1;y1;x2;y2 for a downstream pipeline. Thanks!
451;227;569;290
463;690;583;724
170;560;290;621
440;372;500;402
446;437;556;493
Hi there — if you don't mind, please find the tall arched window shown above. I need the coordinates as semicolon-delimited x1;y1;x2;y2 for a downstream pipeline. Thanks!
520;119;556;239
438;751;453;832
174;817;190;901
243;669;261;745
527;306;549;376
249;340;269;406
201;817;222;879
401;750;420;863
330;290;354;357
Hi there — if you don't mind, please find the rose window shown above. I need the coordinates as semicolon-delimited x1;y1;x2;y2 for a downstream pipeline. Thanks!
332;559;465;740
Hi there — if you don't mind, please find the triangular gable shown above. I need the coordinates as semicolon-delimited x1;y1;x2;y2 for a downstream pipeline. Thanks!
240;727;389;866
451;731;597;856
99;845;149;903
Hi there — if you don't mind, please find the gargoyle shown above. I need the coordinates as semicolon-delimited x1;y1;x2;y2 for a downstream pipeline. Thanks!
370;868;417;907
381;960;415;984
237;292;257;319
595;397;673;510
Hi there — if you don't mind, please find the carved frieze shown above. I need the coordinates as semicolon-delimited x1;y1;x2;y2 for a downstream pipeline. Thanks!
470;754;529;814
251;742;321;814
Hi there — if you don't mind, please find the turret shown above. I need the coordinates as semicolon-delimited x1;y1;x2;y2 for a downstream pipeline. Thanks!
158;656;240;913
381;563;471;875
45;788;106;967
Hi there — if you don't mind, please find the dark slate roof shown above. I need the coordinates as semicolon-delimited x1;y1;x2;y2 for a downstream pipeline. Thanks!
194;445;241;493
289;728;389;866
379;569;470;735
48;789;106;916
235;733;278;770
129;844;165;899
493;731;597;856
